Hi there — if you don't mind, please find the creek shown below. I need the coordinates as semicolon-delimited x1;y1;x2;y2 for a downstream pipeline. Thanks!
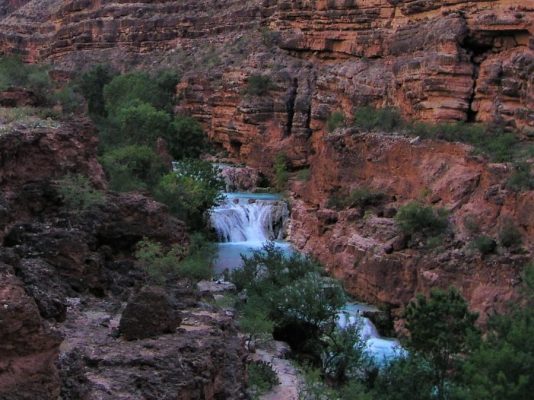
209;189;402;362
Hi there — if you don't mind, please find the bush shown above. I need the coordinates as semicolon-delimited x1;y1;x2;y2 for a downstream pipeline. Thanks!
498;221;522;248
506;162;534;192
273;153;288;192
154;160;224;228
135;234;214;284
326;111;346;133
471;235;496;255
245;75;273;96
0;56;53;103
247;361;280;399
103;72;174;115
169;115;207;159
394;202;448;237
99;145;168;192
239;295;274;341
57;173;104;212
54;86;84;115
353;106;404;132
114;101;172;147
78;64;117;116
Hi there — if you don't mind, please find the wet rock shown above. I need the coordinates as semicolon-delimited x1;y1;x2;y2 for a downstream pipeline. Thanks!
119;286;181;341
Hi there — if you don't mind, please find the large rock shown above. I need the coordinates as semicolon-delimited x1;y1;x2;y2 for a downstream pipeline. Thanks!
0;264;62;400
119;286;181;340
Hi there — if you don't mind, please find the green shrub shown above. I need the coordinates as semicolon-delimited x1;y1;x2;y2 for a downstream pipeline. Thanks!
353;106;404;132
395;202;448;237
154;160;224;228
326;111;346;133
498;221;522;248
135;233;214;284
169;115;207;159
471;235;496;255
78;64;117;116
239;295;274;341
506;162;534;192
57;173;104;212
247;361;280;399
103;72;174;115
463;214;481;235
114;101;172;147
99;145;168;192
245;75;273;96
273;153;289;192
0;56;53;103
54;86;84;115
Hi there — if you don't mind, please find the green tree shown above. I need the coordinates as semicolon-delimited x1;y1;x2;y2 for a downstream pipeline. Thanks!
458;264;534;400
99;145;168;192
78;64;117;116
154;159;224;228
273;153;288;192
395;202;448;237
404;288;478;400
114;101;172;147
170;115;207;159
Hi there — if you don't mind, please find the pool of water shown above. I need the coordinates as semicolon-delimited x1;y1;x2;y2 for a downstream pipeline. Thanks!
223;192;283;201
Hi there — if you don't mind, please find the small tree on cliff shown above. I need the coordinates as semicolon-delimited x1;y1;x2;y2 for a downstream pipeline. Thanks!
404;287;478;400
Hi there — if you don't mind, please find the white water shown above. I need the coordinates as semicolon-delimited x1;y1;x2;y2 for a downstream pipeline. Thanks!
209;191;401;363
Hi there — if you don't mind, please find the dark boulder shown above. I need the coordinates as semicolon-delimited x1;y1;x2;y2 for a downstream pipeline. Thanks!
119;286;181;340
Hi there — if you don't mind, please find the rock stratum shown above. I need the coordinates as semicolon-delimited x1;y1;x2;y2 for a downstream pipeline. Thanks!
0;0;534;360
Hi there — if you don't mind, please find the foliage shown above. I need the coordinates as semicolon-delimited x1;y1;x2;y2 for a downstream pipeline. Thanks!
245;74;273;96
57;173;104;212
54;86;84;115
404;288;479;400
298;367;372;400
321;323;370;384
372;354;435;400
103;71;175;115
328;187;386;210
457;264;534;400
395;202;448;237
99;145;168;192
114;100;172;146
247;361;280;399
353;106;404;132
239;295;274;341
273;153;289;192
498;221;523;248
169;115;207;159
135;233;214;284
154;159;224;228
470;235;496;255
0;56;53;103
78;64;117;115
326;111;346;133
506;162;534;192
296;168;311;182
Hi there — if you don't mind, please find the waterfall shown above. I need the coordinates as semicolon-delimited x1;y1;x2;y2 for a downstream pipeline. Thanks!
210;193;289;244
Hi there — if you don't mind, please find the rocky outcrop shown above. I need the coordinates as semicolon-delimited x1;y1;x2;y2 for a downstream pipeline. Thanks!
288;130;533;323
0;264;62;400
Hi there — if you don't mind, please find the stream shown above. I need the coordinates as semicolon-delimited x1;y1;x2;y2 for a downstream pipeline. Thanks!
209;191;403;362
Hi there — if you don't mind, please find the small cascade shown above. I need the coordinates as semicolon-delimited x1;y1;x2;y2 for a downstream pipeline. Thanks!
210;193;289;244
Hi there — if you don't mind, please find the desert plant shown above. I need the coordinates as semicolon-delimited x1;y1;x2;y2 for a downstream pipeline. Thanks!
326;111;346;133
471;235;497;255
498;221;522;248
247;361;280;399
245;74;273;96
353;106;404;132
394;202;448;237
57;173;104;212
273;153;289;192
506;162;534;192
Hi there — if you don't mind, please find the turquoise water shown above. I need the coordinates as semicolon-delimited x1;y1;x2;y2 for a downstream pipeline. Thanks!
223;192;283;201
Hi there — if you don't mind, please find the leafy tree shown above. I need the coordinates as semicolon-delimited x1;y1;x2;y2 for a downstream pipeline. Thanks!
154;159;224;228
99;145;168;192
114;101;172;146
247;361;280;400
57;173;104;212
170;115;207;159
404;288;478;400
78;64;117;116
0;56;53;103
103;72;173;115
457;264;534;400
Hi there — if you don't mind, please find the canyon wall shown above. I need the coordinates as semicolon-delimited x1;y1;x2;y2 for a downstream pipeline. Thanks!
0;0;532;319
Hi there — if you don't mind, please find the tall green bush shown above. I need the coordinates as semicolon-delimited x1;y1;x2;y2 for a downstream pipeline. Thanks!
395;202;448;237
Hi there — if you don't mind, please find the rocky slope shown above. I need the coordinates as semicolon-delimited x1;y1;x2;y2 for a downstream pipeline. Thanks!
0;117;247;399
